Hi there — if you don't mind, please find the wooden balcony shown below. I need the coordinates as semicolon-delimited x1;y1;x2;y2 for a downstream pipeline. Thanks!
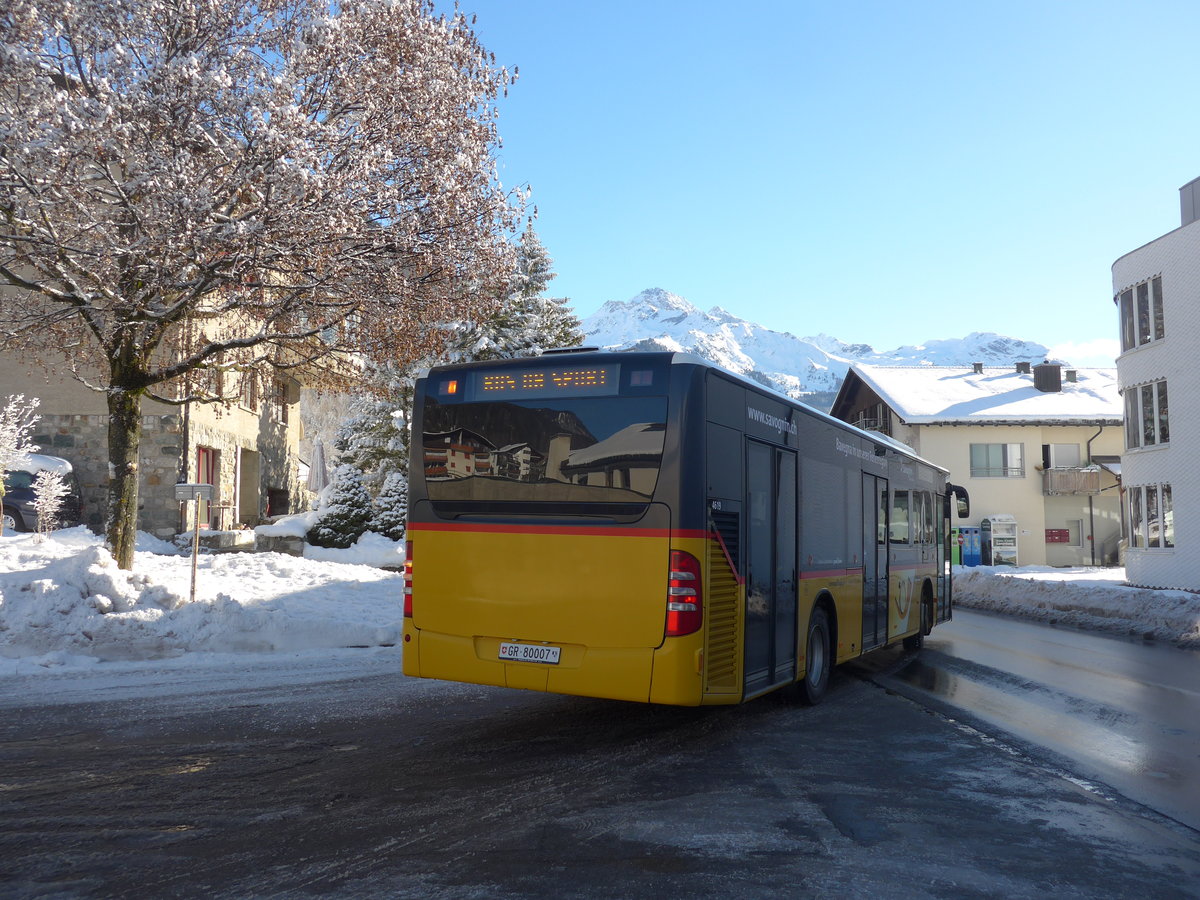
1042;466;1101;495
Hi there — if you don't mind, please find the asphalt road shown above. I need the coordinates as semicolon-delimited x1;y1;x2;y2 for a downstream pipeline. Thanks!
873;607;1200;833
2;644;1198;899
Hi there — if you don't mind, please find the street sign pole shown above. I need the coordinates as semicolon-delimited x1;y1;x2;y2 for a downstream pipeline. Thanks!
175;483;214;606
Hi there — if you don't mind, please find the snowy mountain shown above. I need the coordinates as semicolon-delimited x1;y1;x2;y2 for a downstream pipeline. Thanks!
582;288;1054;408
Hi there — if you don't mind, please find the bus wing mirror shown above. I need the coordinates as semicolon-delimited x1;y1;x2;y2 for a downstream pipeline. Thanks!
946;484;970;519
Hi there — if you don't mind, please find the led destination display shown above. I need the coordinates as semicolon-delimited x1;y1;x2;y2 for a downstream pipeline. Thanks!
478;365;618;396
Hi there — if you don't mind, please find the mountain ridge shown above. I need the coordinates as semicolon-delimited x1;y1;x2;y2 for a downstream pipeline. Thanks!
581;287;1058;408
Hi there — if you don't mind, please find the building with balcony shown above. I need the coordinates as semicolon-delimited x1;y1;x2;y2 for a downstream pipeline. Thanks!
1109;178;1200;589
830;362;1123;567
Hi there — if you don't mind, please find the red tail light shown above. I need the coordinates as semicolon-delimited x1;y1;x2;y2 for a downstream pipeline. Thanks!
403;540;413;617
666;549;703;637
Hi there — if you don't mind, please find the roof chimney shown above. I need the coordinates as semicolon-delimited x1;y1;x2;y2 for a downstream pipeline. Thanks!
1065;369;1078;383
1034;362;1063;392
1182;176;1200;227
1016;361;1031;374
972;362;983;374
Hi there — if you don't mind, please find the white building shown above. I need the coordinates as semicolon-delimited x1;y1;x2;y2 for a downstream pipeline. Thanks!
830;363;1123;567
1109;178;1200;590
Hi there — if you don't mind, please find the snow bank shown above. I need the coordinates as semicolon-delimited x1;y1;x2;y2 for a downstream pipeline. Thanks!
304;531;406;567
953;565;1200;648
0;527;403;673
4;527;1197;681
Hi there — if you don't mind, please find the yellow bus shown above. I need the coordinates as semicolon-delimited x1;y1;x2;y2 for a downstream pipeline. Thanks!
402;350;968;706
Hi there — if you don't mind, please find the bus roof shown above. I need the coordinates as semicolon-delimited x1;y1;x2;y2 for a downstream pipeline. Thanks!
420;349;949;477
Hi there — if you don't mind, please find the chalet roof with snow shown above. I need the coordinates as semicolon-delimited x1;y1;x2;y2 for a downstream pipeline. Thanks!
836;364;1122;426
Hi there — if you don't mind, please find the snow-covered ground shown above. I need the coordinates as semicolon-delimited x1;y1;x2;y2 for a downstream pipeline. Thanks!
1;528;1197;680
952;564;1200;648
0;526;404;675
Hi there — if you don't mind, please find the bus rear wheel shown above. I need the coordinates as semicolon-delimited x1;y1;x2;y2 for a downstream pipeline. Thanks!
799;607;831;705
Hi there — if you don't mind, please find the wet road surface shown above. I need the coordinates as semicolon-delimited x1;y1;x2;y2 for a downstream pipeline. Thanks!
2;649;1199;898
874;607;1200;832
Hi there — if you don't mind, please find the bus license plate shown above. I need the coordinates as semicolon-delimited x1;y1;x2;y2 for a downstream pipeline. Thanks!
499;642;561;665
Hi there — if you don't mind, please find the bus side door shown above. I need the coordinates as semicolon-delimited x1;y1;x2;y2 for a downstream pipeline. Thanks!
861;473;889;650
744;440;797;696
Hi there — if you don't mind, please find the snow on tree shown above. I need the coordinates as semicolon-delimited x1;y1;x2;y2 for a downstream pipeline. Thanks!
31;468;70;537
370;471;409;541
454;224;584;361
329;227;581;519
334;360;417;496
0;0;524;568
306;464;372;549
0;395;41;536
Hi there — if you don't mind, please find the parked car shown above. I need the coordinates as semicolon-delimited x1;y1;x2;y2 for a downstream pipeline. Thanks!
1;453;82;533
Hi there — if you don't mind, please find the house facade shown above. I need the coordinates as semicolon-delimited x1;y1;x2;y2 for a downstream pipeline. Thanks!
0;352;304;539
1109;177;1199;590
831;363;1123;568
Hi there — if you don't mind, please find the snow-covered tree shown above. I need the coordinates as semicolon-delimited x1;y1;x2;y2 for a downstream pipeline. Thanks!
455;224;584;361
0;0;524;568
334;360;418;496
0;395;41;536
31;468;70;537
370;471;409;541
306;465;372;549
329;227;581;523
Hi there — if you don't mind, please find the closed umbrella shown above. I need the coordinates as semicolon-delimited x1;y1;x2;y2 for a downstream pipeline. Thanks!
306;440;329;493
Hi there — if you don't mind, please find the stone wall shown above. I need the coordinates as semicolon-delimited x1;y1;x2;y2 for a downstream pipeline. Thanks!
32;410;304;539
33;412;185;537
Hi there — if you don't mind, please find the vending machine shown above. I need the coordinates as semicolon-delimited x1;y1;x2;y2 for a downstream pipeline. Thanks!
981;515;1018;566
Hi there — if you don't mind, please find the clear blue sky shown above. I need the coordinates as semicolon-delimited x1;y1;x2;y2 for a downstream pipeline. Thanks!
462;0;1199;365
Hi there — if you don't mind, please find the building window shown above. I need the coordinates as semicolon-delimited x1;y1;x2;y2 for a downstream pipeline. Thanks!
240;371;260;412
970;443;1024;478
1117;276;1164;352
1125;380;1169;449
272;378;290;425
1041;443;1081;468
1066;519;1083;547
1128;484;1174;549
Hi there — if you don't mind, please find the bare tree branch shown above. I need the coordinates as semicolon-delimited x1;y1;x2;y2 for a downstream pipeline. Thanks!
0;0;523;567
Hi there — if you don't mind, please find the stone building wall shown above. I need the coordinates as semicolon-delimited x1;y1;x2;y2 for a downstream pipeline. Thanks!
33;412;185;537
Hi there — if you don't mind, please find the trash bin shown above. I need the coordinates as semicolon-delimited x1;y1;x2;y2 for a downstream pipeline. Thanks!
961;526;982;567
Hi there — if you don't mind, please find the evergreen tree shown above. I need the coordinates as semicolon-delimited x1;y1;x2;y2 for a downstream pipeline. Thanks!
333;361;413;496
328;227;581;538
306;465;372;548
456;224;584;360
370;472;409;541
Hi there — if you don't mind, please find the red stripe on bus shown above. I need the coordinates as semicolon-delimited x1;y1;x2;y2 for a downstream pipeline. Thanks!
408;522;712;539
709;527;744;585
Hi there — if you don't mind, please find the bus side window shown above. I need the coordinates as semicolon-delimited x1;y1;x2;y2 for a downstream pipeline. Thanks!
890;490;910;543
878;488;888;545
923;491;935;543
